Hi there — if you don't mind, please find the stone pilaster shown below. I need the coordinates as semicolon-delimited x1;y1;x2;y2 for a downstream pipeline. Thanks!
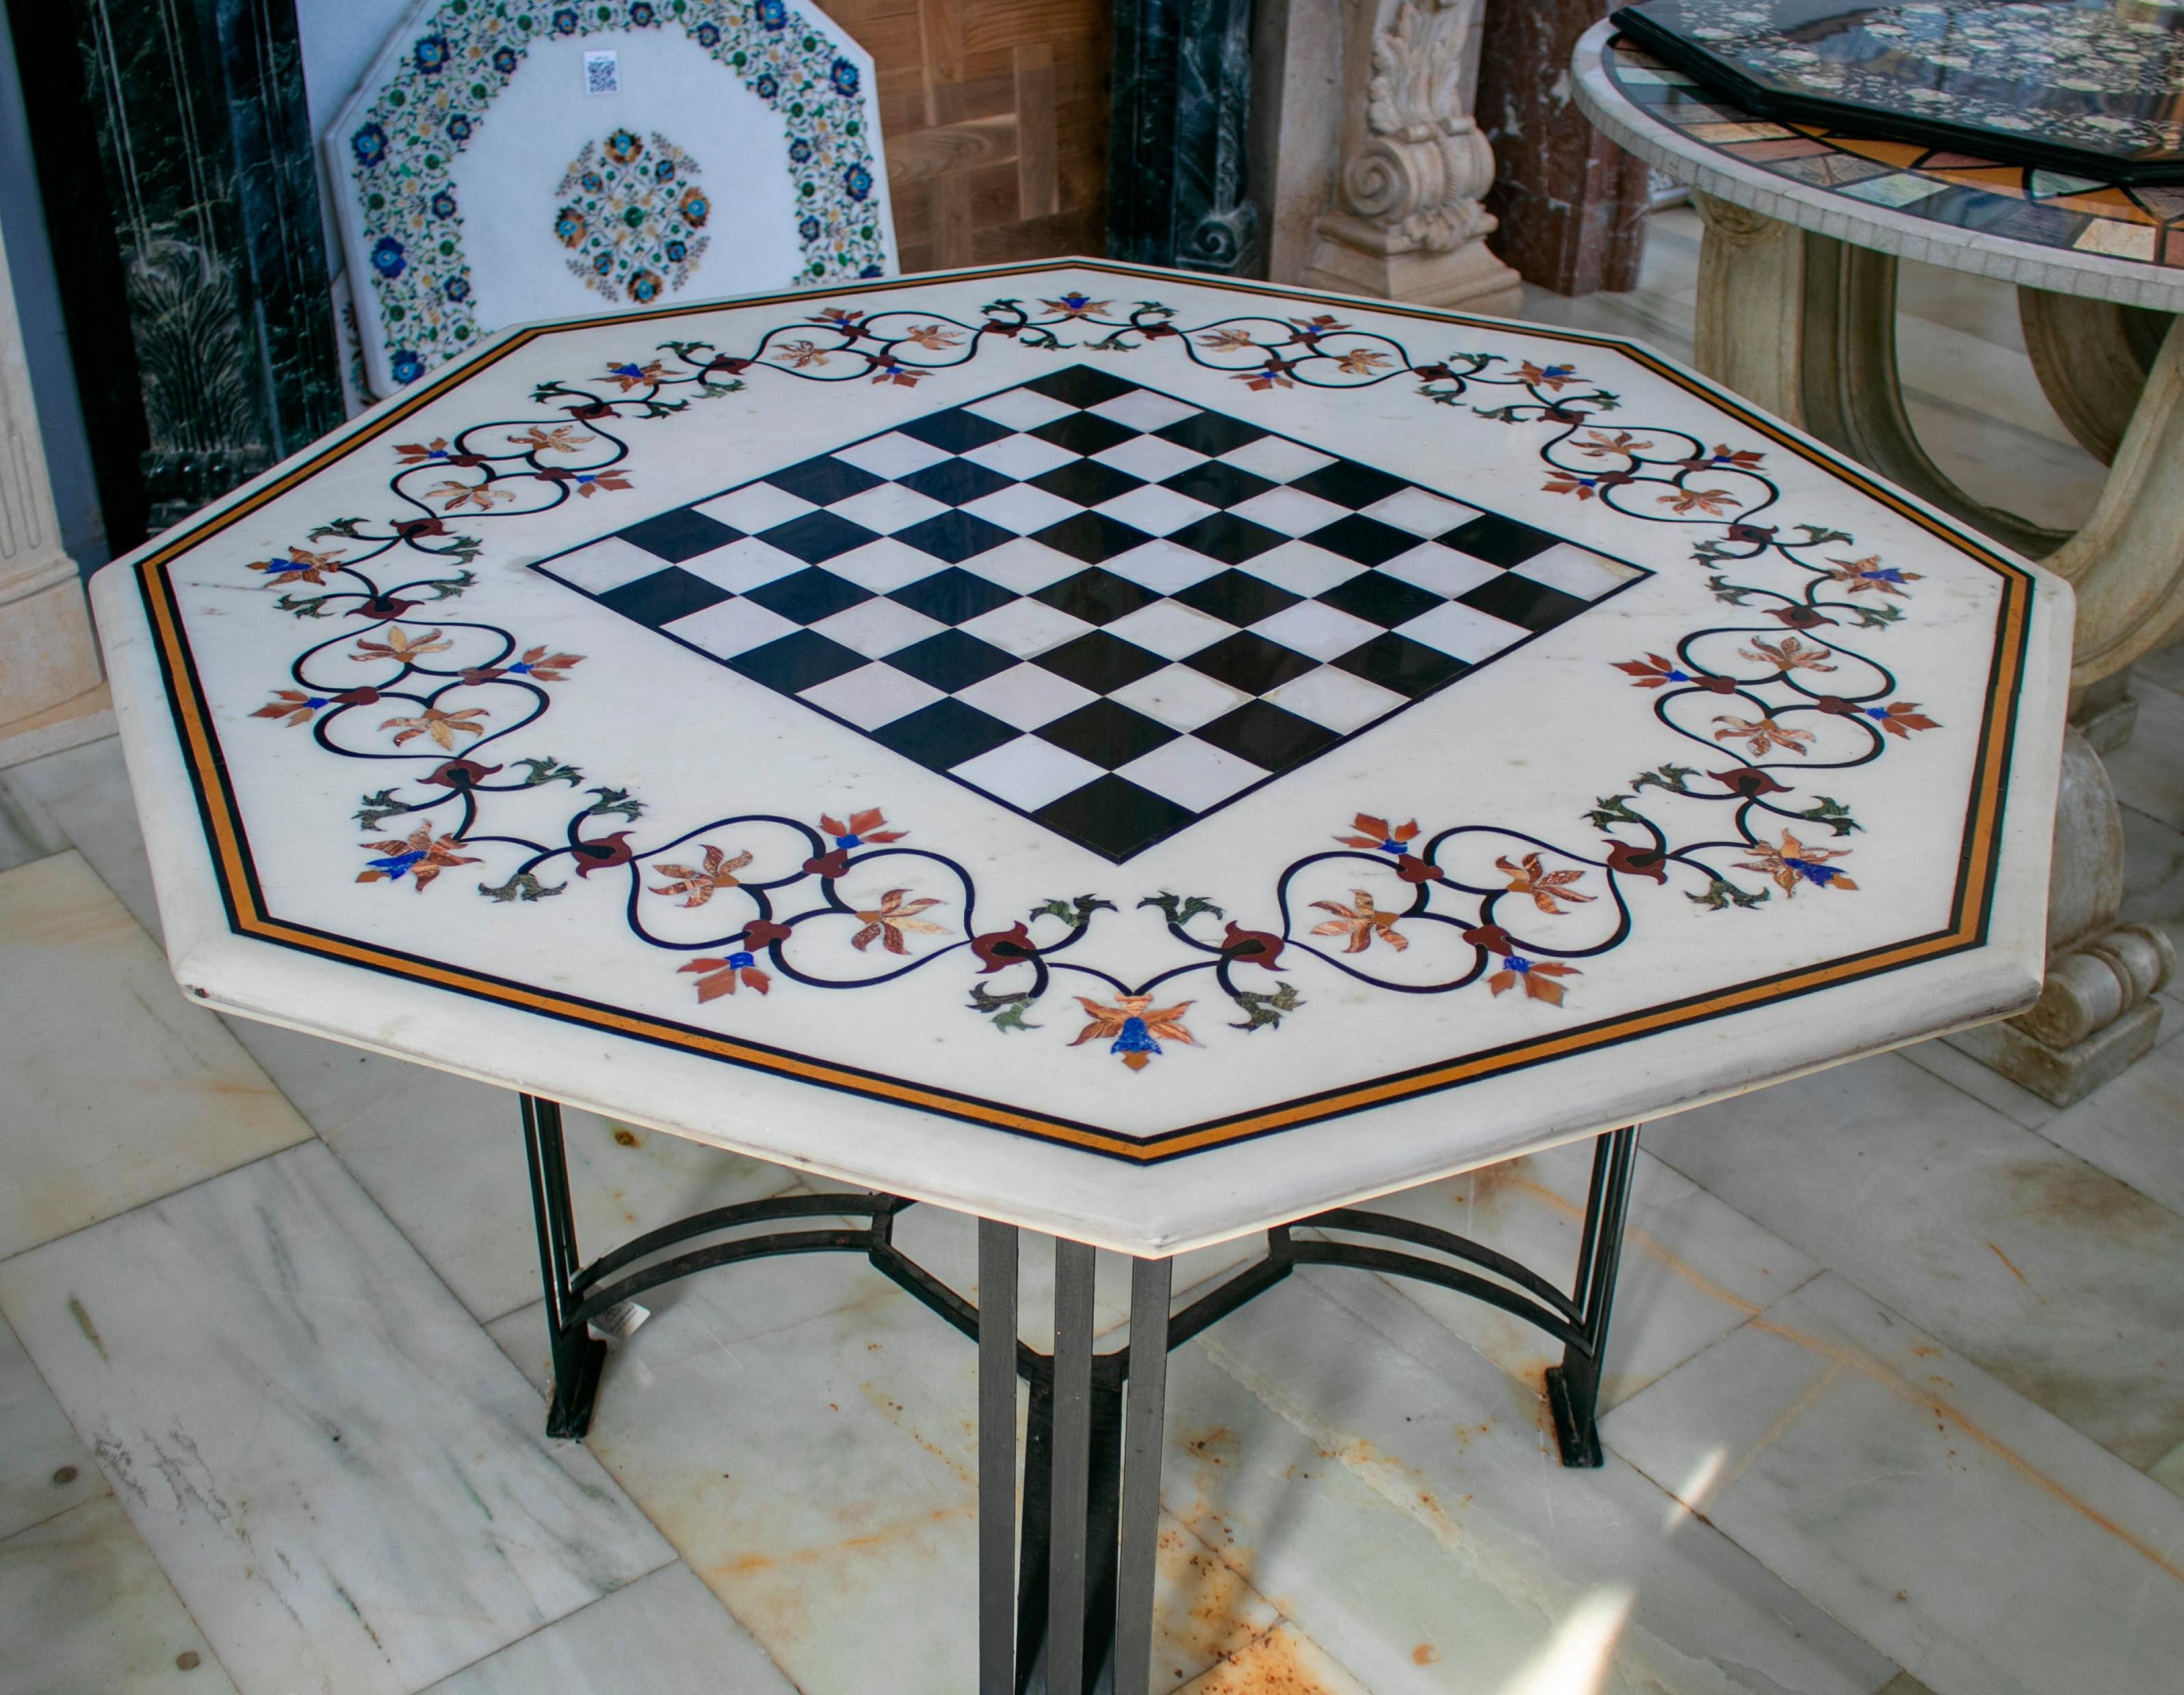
1297;0;1522;313
0;212;104;759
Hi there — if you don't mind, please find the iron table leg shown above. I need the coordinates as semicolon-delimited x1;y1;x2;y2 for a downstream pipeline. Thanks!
519;1093;606;1438
1114;1254;1172;1695
1544;1124;1640;1467
979;1220;1021;1695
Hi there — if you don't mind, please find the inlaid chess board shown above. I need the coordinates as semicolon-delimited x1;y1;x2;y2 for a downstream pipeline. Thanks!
535;364;1646;860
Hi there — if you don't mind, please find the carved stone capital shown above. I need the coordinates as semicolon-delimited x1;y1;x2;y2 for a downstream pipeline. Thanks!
1297;0;1520;312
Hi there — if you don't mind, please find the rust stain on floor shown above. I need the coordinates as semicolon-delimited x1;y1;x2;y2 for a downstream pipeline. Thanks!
1187;1628;1345;1695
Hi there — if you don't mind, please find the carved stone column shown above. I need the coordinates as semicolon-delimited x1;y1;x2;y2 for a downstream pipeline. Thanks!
1296;0;1523;313
0;212;105;763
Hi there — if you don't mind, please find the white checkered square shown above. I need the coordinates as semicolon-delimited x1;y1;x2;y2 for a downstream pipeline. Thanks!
1093;434;1206;482
963;433;1078;480
1116;737;1262;811
809;596;948;658
1361;487;1477;537
965;389;1078;430
1100;538;1229;595
953;663;1098;729
798;663;946;730
1102;599;1234;661
1245;540;1370;599
547;537;675;594
963;537;1089;595
958;597;1095;658
829;482;952;535
826;538;963;594
678;538;810;595
1095;484;1219;536
1396;599;1531;662
696;483;815;533
1247;599;1383;662
1264;665;1407;733
1377;544;1500;602
832;431;953;479
1219;436;1336;483
1089;390;1201;432
1108;663;1253;731
1227;486;1351;537
962;483;1083;534
1513;543;1643;601
951;736;1108;811
664;596;801;657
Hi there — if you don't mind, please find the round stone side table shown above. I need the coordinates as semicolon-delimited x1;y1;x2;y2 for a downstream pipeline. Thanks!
1575;18;2176;1104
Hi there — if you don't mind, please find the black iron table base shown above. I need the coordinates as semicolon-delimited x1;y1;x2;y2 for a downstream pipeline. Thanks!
518;1096;1639;1694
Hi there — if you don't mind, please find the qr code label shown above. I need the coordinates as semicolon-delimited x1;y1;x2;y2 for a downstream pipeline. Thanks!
584;50;619;94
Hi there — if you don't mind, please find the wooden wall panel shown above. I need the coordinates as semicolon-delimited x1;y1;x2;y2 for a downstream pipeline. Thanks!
818;0;1111;272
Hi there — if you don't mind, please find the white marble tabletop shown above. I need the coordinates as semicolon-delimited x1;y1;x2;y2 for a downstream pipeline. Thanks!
92;261;2070;1253
1575;18;2184;313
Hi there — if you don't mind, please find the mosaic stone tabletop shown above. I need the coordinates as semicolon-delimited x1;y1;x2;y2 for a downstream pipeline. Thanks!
1598;31;2184;279
1613;1;2184;183
90;261;2069;1250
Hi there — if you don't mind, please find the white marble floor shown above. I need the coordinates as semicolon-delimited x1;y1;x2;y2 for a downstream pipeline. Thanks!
6;221;2184;1694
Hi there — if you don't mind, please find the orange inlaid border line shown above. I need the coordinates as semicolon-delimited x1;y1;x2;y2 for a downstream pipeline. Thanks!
133;259;2039;1164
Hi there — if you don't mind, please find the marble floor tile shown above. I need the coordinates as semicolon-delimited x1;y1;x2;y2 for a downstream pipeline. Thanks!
420;1562;798;1695
2137;638;2184;697
1603;1273;2184;1695
224;1017;807;1324
0;1310;105;1541
1164;1267;1900;1695
486;1250;1285;1695
0;735;161;941
1173;1623;1374;1695
0;1495;237;1695
0;850;312;1259
0;1143;673;1695
2107;676;2184;833
2152;1439;2184;1502
2120;799;2184;962
2033;1021;2184;1220
0;783;65;879
1645;1051;2184;1467
1314;1140;1819;1413
1895;1034;2058;1132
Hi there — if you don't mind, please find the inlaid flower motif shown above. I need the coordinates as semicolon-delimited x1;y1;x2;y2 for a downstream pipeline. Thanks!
394;437;481;467
603;360;668;391
1680;444;1765;471
251;687;377;726
1334;348;1392;374
1867;700;1940;739
1613;653;1735;692
543;467;634;497
1577;430;1655;458
850;889;947;954
380;705;489;750
509;425;591;454
866;356;922;386
1071;995;1196;1070
352;627;452;665
1335;813;1444;882
1487;954;1580;1003
1823;555;1921;596
803;808;906;877
1496;853;1594;914
898;324;961;351
1043;293;1111;319
458;646;584;686
771;339;832;368
426;479;515;512
356;824;479;891
1738;635;1837;674
248;547;346;586
1657;486;1739;516
1289;315;1351;340
1310;892;1408;953
1519;360;1577;390
1712;714;1813;757
649;845;753;907
680;951;771;999
1196;326;1258;352
1736;830;1858;896
1238;358;1301;391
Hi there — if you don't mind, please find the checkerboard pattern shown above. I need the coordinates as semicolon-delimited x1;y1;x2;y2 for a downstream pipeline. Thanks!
532;365;1649;861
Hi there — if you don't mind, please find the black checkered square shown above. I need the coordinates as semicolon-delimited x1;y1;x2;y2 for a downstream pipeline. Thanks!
534;365;1648;862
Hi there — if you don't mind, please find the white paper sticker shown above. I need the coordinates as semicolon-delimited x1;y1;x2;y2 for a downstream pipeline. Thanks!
584;50;619;95
586;1299;650;1341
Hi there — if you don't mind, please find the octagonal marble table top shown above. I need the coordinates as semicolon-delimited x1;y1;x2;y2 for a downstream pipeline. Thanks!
92;260;2069;1252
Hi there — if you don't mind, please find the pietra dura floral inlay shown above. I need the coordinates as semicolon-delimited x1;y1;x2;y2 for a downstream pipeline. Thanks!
104;264;2054;1169
555;129;710;303
1614;0;2184;181
343;0;886;386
